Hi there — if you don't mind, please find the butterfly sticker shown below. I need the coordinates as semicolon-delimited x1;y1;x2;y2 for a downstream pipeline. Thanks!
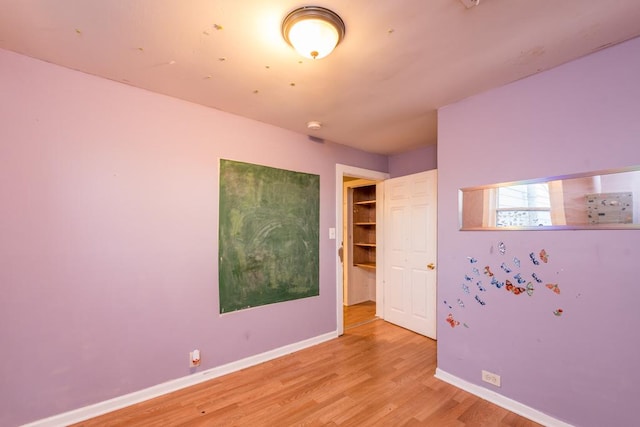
464;274;473;282
498;241;506;255
513;257;521;268
513;273;526;284
500;262;512;274
526;282;534;297
529;252;540;266
446;313;460;328
468;257;478;264
553;308;564;317
476;281;486;292
472;267;480;276
457;298;465;308
505;280;526;295
546;283;561;294
462;283;470;294
475;295;486;306
531;273;543;283
484;266;494;277
491;277;505;289
443;300;452;309
539;249;549;263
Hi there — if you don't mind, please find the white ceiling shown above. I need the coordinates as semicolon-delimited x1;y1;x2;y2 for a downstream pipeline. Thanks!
1;0;640;155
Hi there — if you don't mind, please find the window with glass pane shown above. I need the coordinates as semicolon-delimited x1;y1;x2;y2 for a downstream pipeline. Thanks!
496;183;552;227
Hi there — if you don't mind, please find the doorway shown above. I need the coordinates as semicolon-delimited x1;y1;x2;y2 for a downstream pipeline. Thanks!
343;178;378;329
336;164;438;340
335;165;389;336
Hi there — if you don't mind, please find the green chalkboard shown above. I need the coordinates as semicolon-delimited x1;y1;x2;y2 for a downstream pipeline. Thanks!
218;159;320;313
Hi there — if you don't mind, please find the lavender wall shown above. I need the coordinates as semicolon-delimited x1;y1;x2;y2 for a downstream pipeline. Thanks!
388;145;437;178
437;37;640;427
0;49;387;426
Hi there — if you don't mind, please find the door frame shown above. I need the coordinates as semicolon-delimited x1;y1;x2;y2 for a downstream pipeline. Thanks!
335;164;389;336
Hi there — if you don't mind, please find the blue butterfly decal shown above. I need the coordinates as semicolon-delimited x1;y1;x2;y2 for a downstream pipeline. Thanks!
490;277;505;289
498;242;506;255
529;252;540;266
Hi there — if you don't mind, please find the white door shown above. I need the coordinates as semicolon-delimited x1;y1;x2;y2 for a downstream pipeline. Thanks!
383;170;437;339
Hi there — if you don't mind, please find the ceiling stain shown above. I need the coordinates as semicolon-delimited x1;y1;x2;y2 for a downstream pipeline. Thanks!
516;46;545;65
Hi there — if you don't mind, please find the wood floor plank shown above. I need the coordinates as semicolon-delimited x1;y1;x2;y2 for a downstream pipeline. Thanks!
343;300;376;328
73;320;541;426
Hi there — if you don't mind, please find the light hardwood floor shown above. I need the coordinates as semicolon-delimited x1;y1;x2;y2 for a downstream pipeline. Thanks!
343;300;376;329
73;320;541;426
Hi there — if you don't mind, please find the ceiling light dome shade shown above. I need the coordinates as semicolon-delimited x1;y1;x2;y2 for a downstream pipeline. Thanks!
282;6;345;59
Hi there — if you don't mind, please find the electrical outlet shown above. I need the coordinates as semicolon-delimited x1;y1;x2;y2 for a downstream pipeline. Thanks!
189;350;201;368
481;370;501;387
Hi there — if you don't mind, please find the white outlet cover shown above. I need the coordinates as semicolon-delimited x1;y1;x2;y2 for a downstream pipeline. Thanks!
481;370;501;387
189;350;201;367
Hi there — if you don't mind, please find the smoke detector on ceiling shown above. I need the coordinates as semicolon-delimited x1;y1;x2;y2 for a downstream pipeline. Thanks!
307;121;322;130
459;0;480;8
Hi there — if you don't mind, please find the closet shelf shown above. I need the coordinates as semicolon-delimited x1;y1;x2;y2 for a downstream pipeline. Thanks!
352;184;376;267
354;262;376;269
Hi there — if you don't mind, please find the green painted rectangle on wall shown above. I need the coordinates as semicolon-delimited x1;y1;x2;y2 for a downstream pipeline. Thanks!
218;159;320;313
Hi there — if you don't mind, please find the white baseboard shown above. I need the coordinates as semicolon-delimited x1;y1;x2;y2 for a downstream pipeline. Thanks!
434;368;573;427
23;331;338;427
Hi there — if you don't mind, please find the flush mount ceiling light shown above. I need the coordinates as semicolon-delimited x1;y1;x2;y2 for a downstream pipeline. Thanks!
282;6;345;59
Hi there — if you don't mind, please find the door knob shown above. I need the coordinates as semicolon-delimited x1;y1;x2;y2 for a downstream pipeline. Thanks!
427;263;436;270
